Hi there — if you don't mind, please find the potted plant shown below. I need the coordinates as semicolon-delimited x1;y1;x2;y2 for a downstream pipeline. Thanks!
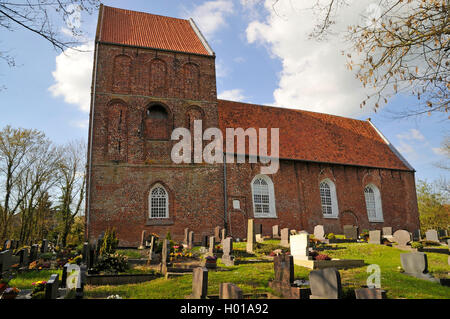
31;280;47;299
204;255;217;269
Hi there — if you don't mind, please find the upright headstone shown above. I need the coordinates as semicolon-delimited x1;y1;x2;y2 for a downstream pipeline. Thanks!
41;239;48;253
29;244;39;262
313;225;326;241
268;254;308;299
272;225;280;239
220;283;243;299
437;229;448;238
184;228;189;245
214;226;221;242
201;235;209;248
190;267;208;299
290;232;312;261
221;237;235;266
161;239;169;274
368;230;382;244
343;225;358;239
45;274;60;299
412;229;421;241
393;230;412;248
188;231;194;250
82;242;89;264
280;228;290;247
382;227;392;236
309;268;342;299
147;235;155;264
139;230;147;249
400;252;438;282
246;219;255;253
220;229;227;243
0;250;12;275
425;229;439;243
19;248;29;267
208;236;215;256
76;265;87;299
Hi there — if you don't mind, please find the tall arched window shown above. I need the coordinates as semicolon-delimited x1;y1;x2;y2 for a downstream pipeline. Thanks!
251;175;276;218
364;184;384;222
319;179;339;218
149;184;168;219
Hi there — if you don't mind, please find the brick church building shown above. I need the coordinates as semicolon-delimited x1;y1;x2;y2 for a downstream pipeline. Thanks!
86;5;420;246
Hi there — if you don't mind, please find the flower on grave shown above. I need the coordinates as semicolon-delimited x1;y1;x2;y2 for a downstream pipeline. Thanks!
4;287;20;294
107;294;122;299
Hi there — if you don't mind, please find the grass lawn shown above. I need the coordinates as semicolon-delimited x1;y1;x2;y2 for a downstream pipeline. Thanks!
9;269;63;290
81;240;450;299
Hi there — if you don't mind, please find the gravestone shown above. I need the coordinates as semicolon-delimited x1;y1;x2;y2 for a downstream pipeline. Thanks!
382;227;392;236
201;235;209;248
246;219;255;253
208;236;215;256
290;232;312;261
184;228;189;245
272;225;280;239
221;237;235;266
0;250;12;275
190;267;208;299
76;265;87;299
139;230;147;249
309;267;342;299
255;224;263;243
313;225;326;241
290;230;298;235
214;226;221;242
82;242;89;264
188;231;194;250
45;274;60;299
368;230;382;244
221;229;227;243
355;288;386;299
400;252;439;282
220;283;243;299
343;225;358;239
412;229;421;241
280;228;290;247
393;230;411;248
425;229;439;243
268;254;309;299
147;235;156;264
19;248;29;267
437;229;448;238
29;244;39;262
41;239;48;253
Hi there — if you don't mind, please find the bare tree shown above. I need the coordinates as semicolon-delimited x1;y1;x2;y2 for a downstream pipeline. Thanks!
297;0;449;119
56;139;86;247
0;0;99;68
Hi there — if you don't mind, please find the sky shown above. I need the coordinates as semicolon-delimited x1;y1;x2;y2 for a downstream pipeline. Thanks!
0;0;448;183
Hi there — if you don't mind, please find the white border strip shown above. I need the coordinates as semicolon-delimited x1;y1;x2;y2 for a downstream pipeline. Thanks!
367;119;415;171
189;18;215;56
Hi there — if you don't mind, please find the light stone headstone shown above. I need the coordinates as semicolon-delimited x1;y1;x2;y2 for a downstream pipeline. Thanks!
190;267;208;299
184;228;189;245
425;229;439;242
368;230;382;244
393;229;411;247
343;225;358;239
400;252;439;282
139;230;147;249
221;237;235;266
272;225;280;239
208;236;215;256
220;283;243;299
246;219;255;253
188;231;194;250
280;228;290;247
161;239;169;274
147;235;155;264
309;267;342;299
214;226;221;242
290;232;312;261
382;227;392;236
313;225;325;241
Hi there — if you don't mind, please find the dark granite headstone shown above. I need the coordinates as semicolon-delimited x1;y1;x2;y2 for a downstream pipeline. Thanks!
40;239;48;253
184;228;189;245
412;229;421;241
29;245;39;262
19;248;29;267
309;268;342;299
45;274;60;299
0;250;12;275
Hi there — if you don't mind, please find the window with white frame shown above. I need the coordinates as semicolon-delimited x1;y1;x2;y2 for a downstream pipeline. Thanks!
149;185;168;218
364;184;383;222
251;175;276;218
319;179;339;218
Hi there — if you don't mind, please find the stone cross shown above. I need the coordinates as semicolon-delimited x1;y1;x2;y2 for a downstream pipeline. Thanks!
313;225;325;241
368;230;381;244
343;225;358;239
290;232;311;261
220;283;243;299
393;230;411;248
425;229;439;242
309;268;342;299
221;237;235;266
246;219;255;253
272;225;280;239
280;228;290;247
190;267;208;299
45;274;60;299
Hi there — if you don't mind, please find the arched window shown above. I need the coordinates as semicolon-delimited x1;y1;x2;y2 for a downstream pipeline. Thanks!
251;175;276;218
319;179;339;218
364;184;384;222
144;104;170;140
149;184;168;218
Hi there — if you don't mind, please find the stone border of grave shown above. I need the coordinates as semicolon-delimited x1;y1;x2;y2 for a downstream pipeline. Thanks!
86;273;160;286
293;258;365;270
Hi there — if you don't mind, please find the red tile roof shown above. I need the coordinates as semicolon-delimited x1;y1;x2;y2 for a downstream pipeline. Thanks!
218;100;412;171
97;5;212;56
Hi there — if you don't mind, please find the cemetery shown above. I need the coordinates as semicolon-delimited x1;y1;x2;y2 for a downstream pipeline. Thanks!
1;222;448;300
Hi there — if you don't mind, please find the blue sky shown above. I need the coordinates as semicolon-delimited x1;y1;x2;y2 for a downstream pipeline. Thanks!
0;0;448;182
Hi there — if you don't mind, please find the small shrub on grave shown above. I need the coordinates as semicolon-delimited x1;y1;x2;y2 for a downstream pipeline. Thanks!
254;242;288;256
326;233;336;240
92;253;129;274
411;242;423;249
98;228;119;256
40;252;54;261
31;281;47;294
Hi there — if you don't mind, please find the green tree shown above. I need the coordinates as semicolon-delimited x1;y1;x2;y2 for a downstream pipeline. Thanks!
417;179;449;234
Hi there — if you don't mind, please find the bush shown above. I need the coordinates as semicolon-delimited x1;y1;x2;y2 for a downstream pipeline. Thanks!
99;228;119;256
39;252;54;261
326;233;336;240
411;242;423;249
92;253;129;274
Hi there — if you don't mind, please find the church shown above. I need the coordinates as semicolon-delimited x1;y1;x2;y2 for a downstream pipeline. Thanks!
85;5;420;246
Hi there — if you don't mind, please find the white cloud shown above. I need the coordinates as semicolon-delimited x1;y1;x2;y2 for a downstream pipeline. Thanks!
396;129;426;142
218;89;246;101
49;43;94;113
432;147;447;156
70;118;89;129
396;141;416;157
185;0;234;38
244;0;383;117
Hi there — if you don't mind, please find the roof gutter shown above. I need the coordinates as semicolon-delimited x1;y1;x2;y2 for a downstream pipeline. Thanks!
366;118;415;172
